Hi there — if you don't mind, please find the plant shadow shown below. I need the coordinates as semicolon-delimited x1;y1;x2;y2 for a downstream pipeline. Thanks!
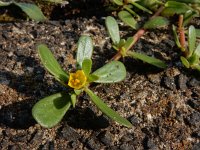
0;54;109;130
65;106;110;130
50;0;108;20
0;99;36;129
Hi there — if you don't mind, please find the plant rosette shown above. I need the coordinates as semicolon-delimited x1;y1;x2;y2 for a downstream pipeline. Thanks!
105;16;168;68
173;25;200;71
32;35;132;128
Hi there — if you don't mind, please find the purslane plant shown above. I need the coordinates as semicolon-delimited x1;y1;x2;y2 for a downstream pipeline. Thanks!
105;16;168;68
107;0;200;69
32;35;132;128
173;23;200;71
110;0;159;29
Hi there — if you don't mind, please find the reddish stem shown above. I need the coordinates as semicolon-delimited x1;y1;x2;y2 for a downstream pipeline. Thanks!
111;5;165;61
178;15;186;52
110;50;122;61
150;5;164;19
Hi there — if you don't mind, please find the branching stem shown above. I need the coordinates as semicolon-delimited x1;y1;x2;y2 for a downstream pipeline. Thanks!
178;15;187;56
111;5;165;61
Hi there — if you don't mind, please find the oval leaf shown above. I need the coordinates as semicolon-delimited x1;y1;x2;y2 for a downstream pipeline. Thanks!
124;37;134;51
188;25;196;57
85;88;132;128
38;44;69;83
172;25;181;48
128;51;167;68
118;11;138;29
131;1;152;14
143;16;169;29
82;58;92;77
32;92;71;128
70;94;77;108
76;35;93;67
14;2;46;21
188;54;199;65
123;5;139;17
105;16;120;45
162;1;192;16
88;74;99;82
112;0;123;6
92;61;126;83
180;56;190;68
183;10;197;26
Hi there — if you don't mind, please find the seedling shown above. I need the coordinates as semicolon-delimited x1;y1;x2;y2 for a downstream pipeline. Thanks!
110;0;161;29
173;23;200;71
32;35;132;128
0;0;46;21
105;16;168;68
161;0;200;18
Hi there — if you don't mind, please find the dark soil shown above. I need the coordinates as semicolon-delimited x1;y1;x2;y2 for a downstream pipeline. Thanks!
0;1;200;150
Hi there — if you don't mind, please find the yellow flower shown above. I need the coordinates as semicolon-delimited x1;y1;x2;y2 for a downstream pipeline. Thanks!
68;70;87;89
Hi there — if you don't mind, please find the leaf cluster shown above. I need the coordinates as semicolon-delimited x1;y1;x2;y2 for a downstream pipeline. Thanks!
108;0;200;72
106;16;168;68
173;25;200;71
32;36;132;128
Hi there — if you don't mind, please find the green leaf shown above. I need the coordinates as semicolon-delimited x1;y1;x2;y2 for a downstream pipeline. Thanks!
14;2;46;21
118;11;138;29
82;59;92;77
180;56;190;68
188;25;196;57
129;1;153;14
194;44;200;57
137;0;162;11
112;0;123;5
76;35;93;67
85;88;132;127
42;0;68;4
172;25;181;48
74;89;82;95
105;16;120;45
92;61;126;83
183;10;197;26
0;1;12;6
123;5;139;17
127;51;167;68
188;54;199;65
118;39;126;48
32;92;71;128
124;37;135;51
70;94;77;108
162;1;193;16
143;16;169;29
193;65;200;72
87;74;99;82
172;0;200;4
37;44;69;83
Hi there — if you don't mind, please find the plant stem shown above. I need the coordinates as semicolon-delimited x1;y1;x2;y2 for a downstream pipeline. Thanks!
110;49;123;61
112;5;165;61
178;15;187;56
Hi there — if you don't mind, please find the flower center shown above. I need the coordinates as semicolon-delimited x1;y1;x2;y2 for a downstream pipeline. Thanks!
68;70;87;89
